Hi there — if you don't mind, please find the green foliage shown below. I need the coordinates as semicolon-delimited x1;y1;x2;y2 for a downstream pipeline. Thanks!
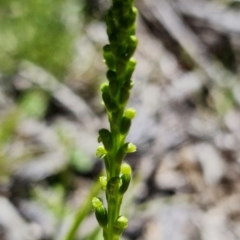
19;90;49;118
0;110;20;145
92;0;138;239
69;148;94;173
32;184;67;218
0;109;28;183
0;0;79;78
56;126;95;173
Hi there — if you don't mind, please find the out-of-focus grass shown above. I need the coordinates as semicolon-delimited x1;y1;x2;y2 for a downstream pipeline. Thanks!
0;0;82;79
0;109;21;182
32;184;68;218
19;89;50;119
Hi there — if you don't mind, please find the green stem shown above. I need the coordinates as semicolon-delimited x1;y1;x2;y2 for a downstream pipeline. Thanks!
64;181;101;240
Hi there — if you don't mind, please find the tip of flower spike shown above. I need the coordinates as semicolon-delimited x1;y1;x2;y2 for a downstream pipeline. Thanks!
92;197;103;209
121;163;132;175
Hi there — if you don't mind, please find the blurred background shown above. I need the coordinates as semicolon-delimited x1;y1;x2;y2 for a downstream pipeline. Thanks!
1;0;240;239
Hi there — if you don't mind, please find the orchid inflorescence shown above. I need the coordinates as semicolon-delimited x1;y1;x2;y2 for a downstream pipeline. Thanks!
92;0;138;239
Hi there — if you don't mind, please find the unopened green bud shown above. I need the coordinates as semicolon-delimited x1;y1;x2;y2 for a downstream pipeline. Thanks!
92;197;108;227
124;108;136;119
121;163;132;175
130;7;138;19
107;70;117;82
95;206;108;227
125;58;137;80
119;174;131;194
103;44;115;69
102;91;118;112
120;116;131;135
114;216;128;235
126;142;137;153
99;176;108;190
100;82;109;93
124;36;138;59
99;129;113;151
92;197;103;209
116;142;136;164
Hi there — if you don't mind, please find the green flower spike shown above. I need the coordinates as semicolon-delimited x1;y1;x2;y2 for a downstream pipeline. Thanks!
93;0;138;239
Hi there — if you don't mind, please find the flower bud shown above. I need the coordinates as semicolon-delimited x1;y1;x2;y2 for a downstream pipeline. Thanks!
120;116;131;135
119;174;131;194
99;176;108;190
126;142;137;153
125;58;137;80
92;197;108;227
103;44;115;70
95;206;108;228
116;142;136;164
102;91;118;112
98;129;113;151
92;197;103;209
121;163;132;175
125;35;138;58
100;82;109;93
114;216;128;235
124;108;136;119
